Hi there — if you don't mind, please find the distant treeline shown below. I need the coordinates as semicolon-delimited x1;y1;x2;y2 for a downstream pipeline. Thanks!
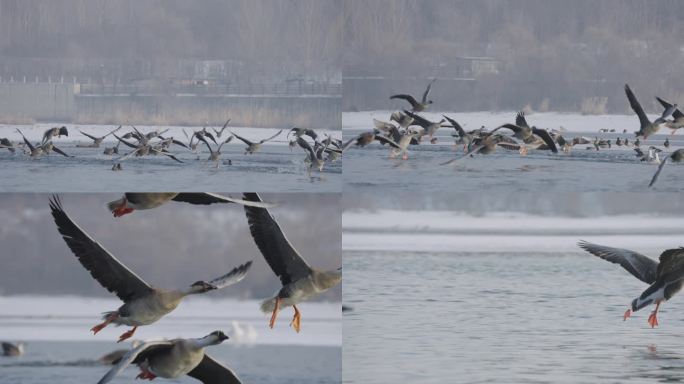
0;0;341;83
344;0;684;113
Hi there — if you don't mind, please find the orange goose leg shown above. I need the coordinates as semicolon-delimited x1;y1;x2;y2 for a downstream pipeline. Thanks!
290;305;302;333
623;308;632;321
136;366;157;380
269;297;281;329
112;200;134;217
118;326;138;343
91;312;118;334
648;302;661;328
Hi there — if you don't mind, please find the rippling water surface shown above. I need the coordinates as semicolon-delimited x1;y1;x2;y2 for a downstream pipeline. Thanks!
343;212;684;383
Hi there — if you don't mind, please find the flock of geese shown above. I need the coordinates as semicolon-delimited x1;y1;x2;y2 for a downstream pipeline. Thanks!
0;122;343;175
2;193;342;383
343;80;682;187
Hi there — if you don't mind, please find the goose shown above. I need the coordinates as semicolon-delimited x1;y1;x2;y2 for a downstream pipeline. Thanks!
97;331;241;384
41;141;72;158
42;126;68;145
578;241;684;328
664;137;671;148
111;163;123;171
297;136;328;175
1;342;24;357
194;127;219;146
213;119;231;138
243;193;341;332
289;127;318;142
625;84;674;139
489;112;558;153
103;142;120;156
390;111;414;129
372;118;396;134
649;149;684;187
656;97;684;135
182;129;200;152
403;110;444;142
78;126;121;147
616;137;623;146
106;192;274;217
230;129;282;154
443;114;473;151
16;129;43;159
441;129;510;165
390;79;436;112
342;130;402;152
196;134;233;168
634;146;661;164
98;340;143;365
49;196;252;342
0;138;16;153
113;134;184;164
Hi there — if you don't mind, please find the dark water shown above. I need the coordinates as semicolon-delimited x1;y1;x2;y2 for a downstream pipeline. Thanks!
343;129;683;193
0;143;341;192
0;342;340;384
343;250;684;384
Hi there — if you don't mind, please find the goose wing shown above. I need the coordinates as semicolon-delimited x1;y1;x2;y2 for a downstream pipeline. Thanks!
649;157;669;187
625;84;650;127
390;94;419;108
50;145;72;158
296;137;317;160
16;129;35;152
374;135;402;149
187;354;242;384
421;78;436;103
49;196;153;301
443;115;466;137
171;193;275;208
515;111;529;128
204;261;252;290
79;130;100;141
97;341;174;384
656;97;684;120
243;193;312;285
531;127;558;153
259;129;282;144
229;131;253;146
656;248;684;280
578;240;658;284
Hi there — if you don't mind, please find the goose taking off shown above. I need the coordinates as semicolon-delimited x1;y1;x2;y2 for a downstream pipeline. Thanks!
106;193;274;217
578;241;684;327
79;126;121;147
649;149;684;187
42;126;68;145
625;84;674;139
489;112;558;153
1;342;24;357
97;331;241;384
50;196;252;342
230;129;282;154
213;119;231;138
243;193;341;333
390;78;436;112
656;96;684;135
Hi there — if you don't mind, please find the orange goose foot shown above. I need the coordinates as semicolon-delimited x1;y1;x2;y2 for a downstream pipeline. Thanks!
112;201;134;217
118;326;138;343
623;309;632;321
290;305;302;333
269;297;281;329
91;312;118;334
136;368;157;380
648;302;661;328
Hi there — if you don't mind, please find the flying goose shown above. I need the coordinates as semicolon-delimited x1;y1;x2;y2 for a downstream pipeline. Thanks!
656;96;684;135
0;138;16;153
243;193;341;332
16;129;43;159
489;112;558;153
403;110;444;142
578;241;684;327
297;137;328;175
107;192;274;217
42;126;68;145
390;111;414;129
625;84;674;139
78;126;121;147
443;114;473;151
230;129;283;154
97;331;241;384
196;134;233;168
440;128;510;165
213;119;231;138
288;127;318;142
1;342;24;357
649;148;684;187
390;79;436;112
49;196;252;342
113;134;184;164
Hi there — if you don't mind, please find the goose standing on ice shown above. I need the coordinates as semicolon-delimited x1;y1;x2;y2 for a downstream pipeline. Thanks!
50;196;252;342
97;331;241;383
106;192;274;217
578;241;684;327
243;193;341;332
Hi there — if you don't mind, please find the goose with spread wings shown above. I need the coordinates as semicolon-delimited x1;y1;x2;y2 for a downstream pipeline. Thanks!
488;112;558;154
49;196;252;342
625;84;675;139
230;129;282;154
106;192;275;217
78;126;121;147
97;331;241;384
648;148;684;187
578;241;684;327
390;79;436;112
243;193;341;332
656;96;684;135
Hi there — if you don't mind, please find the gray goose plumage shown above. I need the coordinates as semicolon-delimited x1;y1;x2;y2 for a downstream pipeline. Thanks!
649;148;684;187
625;84;674;139
578;240;684;327
106;192;274;217
97;331;241;384
243;193;341;333
656;97;684;135
230;129;282;154
390;79;436;112
50;196;252;342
